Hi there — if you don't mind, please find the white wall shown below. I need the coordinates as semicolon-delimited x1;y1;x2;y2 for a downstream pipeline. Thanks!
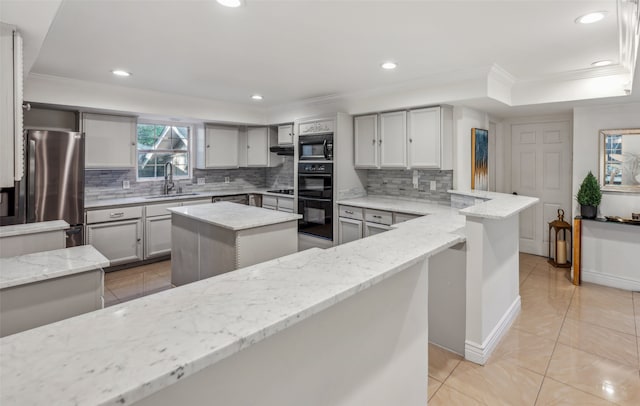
452;106;489;190
573;102;640;218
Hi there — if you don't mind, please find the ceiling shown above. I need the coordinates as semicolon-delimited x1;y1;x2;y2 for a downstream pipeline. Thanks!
1;0;639;118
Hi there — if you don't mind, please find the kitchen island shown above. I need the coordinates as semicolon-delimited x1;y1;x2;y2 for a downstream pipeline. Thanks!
168;202;301;286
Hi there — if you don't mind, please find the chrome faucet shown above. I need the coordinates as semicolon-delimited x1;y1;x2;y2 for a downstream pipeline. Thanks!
163;162;175;195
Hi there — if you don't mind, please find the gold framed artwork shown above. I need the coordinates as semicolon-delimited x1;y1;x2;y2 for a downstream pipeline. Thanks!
471;128;488;190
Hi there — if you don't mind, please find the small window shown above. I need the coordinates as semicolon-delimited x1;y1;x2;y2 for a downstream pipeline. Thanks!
137;123;190;180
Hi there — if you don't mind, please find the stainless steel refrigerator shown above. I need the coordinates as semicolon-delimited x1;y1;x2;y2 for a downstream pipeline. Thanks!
26;130;85;247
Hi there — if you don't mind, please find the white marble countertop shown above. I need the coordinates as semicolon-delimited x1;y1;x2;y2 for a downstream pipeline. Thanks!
0;206;465;406
0;246;110;289
168;201;301;231
0;220;69;238
454;191;538;219
337;195;458;216
85;188;291;209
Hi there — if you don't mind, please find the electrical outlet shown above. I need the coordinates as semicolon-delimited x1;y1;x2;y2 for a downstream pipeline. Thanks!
123;180;130;189
197;178;205;185
430;181;436;191
224;176;230;184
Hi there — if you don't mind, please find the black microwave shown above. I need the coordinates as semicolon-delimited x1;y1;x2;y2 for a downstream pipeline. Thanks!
299;134;333;161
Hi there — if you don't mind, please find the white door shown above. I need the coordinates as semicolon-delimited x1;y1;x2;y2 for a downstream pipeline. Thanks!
379;111;407;168
354;115;378;168
511;121;572;256
338;217;363;244
408;107;441;168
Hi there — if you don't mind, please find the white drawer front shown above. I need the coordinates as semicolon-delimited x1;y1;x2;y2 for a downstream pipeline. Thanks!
278;197;294;211
87;206;143;224
262;195;278;209
146;202;181;217
339;205;363;220
365;208;392;225
181;198;212;206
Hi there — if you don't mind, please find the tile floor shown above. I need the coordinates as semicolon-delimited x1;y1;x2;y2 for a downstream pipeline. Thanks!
105;253;640;405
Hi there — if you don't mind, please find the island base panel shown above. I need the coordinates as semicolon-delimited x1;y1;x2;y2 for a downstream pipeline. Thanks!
135;261;429;406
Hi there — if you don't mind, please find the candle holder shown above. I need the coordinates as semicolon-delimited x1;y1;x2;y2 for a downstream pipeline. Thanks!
548;209;572;268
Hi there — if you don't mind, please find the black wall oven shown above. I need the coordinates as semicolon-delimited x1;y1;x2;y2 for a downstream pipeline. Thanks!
298;162;333;240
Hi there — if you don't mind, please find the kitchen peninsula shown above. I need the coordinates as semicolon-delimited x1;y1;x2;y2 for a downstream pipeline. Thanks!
168;202;300;286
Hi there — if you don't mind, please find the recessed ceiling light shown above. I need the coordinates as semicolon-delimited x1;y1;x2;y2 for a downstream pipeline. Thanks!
251;94;263;101
111;69;131;77
575;11;606;24
381;62;397;70
592;60;613;67
217;0;243;7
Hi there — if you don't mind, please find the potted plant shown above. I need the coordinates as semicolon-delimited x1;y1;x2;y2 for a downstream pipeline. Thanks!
576;171;602;219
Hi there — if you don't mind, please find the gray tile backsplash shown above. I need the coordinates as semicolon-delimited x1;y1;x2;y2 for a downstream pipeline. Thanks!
265;156;294;189
366;169;453;204
85;168;267;201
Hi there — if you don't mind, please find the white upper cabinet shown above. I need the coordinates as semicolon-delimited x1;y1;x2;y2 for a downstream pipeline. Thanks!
379;111;407;168
204;124;239;168
408;107;441;168
246;127;269;167
277;124;293;145
0;23;23;187
83;113;136;169
354;115;378;168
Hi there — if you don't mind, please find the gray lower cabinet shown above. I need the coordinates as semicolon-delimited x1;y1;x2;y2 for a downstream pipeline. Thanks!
338;217;363;244
86;219;143;266
145;215;171;258
364;221;392;237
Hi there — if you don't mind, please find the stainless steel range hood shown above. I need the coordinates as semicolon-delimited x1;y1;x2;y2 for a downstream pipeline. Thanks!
269;145;294;156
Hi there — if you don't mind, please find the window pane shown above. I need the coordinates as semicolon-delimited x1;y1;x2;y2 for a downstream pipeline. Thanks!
137;124;159;148
171;127;189;150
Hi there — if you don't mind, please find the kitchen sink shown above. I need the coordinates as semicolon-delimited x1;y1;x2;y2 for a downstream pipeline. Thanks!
145;193;200;199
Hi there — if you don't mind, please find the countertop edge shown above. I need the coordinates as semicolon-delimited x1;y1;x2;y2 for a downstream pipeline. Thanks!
0;220;70;238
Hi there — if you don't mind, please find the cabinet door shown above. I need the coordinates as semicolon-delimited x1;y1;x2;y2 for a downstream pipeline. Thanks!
247;127;269;166
86;219;143;266
408;107;441;168
364;221;392;237
83;113;136;168
205;125;239;168
145;215;171;259
379;111;407;168
277;124;293;145
354;115;378;168
338;217;363;244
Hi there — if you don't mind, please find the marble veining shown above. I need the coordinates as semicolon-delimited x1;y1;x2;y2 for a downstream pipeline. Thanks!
168;201;301;230
456;192;538;219
0;246;110;289
337;195;457;216
0;220;69;238
0;211;464;406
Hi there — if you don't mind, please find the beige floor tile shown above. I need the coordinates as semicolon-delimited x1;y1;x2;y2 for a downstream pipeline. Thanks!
558;318;638;368
104;266;146;283
427;377;442;401
488;328;556;375
107;272;144;301
103;288;120;307
547;343;640;405
535;377;617;405
428;344;462;382
511;306;565;341
143;269;172;293
567;299;636;336
429;384;486;405
445;359;543;406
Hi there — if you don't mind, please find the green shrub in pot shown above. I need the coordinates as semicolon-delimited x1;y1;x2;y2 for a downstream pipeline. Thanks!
576;171;602;219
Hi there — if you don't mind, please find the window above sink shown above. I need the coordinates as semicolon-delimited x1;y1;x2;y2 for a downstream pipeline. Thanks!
137;122;191;181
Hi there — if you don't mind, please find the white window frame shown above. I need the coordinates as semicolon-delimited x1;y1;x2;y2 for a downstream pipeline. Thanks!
136;121;193;182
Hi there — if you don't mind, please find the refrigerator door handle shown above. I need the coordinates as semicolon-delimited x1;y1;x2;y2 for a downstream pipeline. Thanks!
27;139;36;223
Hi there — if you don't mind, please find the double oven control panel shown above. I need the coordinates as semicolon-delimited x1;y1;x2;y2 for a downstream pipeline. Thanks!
299;163;333;175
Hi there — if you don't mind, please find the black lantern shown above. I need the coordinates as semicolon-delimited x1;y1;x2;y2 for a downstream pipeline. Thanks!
548;209;572;268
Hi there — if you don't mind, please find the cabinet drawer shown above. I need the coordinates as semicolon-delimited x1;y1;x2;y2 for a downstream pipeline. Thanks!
365;209;392;225
393;212;421;224
339;205;363;220
262;195;278;209
86;206;143;224
278;197;294;211
181;198;212;206
146;202;180;217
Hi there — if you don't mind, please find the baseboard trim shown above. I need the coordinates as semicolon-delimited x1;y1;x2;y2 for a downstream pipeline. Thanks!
465;296;521;365
581;269;640;291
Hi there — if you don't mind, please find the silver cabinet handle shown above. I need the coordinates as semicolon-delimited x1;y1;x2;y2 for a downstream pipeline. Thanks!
372;139;376;144
345;210;354;214
378;139;382;145
207;145;211;148
110;212;124;218
409;138;413;143
373;215;382;218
